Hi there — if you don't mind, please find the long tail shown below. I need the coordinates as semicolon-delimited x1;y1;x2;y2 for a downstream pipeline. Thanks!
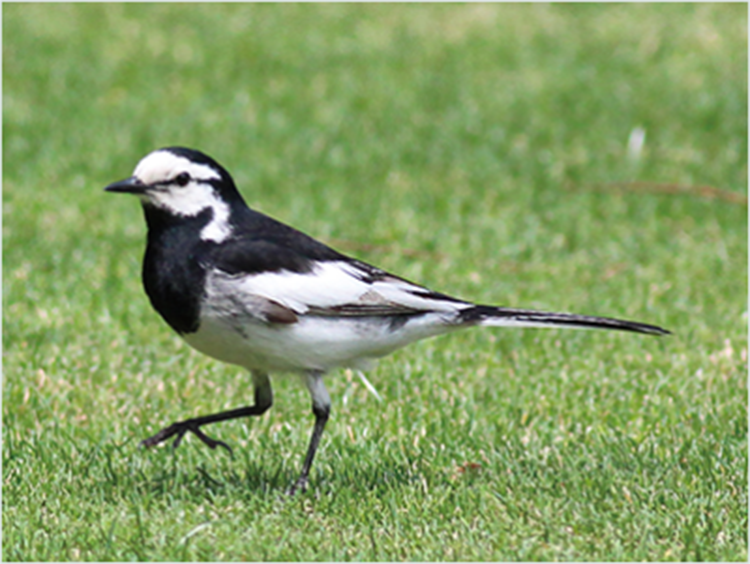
458;305;670;336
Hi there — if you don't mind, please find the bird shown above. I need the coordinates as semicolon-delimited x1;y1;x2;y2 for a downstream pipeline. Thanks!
105;146;669;494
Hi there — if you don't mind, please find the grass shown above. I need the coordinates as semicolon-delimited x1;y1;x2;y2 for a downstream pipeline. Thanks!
3;3;747;561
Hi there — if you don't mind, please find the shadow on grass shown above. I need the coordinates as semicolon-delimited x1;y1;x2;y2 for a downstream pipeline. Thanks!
81;438;428;503
130;458;425;502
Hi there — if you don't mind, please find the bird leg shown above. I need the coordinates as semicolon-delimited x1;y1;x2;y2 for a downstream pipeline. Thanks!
140;371;272;457
288;371;331;495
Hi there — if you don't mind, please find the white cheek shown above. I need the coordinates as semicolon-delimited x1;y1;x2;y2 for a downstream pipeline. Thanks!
151;183;232;242
200;209;232;242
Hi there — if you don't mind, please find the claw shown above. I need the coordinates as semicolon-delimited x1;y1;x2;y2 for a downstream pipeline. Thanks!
171;430;187;450
192;426;234;456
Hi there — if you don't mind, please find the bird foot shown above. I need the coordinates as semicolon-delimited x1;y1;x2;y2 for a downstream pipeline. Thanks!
140;420;234;456
287;476;308;496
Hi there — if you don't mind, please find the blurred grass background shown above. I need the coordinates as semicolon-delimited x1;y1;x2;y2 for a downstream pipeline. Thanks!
3;3;747;561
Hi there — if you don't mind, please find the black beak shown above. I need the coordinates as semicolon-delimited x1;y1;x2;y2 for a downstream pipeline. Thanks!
104;176;147;194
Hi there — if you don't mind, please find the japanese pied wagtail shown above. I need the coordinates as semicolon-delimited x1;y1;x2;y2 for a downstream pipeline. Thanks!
105;147;669;494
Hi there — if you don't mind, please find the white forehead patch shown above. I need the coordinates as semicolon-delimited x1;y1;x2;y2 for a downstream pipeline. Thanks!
134;150;231;243
133;150;222;185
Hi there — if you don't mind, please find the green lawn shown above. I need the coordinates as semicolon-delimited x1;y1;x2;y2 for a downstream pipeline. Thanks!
3;3;747;561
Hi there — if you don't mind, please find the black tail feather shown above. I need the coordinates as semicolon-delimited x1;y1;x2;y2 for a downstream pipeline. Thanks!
459;305;670;336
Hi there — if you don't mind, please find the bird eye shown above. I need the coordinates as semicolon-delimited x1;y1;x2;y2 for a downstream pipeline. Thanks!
174;172;191;187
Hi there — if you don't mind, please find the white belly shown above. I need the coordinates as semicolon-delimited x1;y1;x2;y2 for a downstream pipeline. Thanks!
182;312;456;373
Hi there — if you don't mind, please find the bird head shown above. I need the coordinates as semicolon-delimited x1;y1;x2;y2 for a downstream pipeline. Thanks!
105;147;244;241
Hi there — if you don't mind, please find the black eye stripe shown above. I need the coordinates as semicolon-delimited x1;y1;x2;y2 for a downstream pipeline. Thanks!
151;172;210;188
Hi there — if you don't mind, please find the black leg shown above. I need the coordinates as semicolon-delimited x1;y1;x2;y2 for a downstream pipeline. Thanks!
141;371;272;456
288;371;330;495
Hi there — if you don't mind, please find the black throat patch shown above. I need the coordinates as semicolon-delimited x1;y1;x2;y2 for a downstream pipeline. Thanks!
141;205;215;334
